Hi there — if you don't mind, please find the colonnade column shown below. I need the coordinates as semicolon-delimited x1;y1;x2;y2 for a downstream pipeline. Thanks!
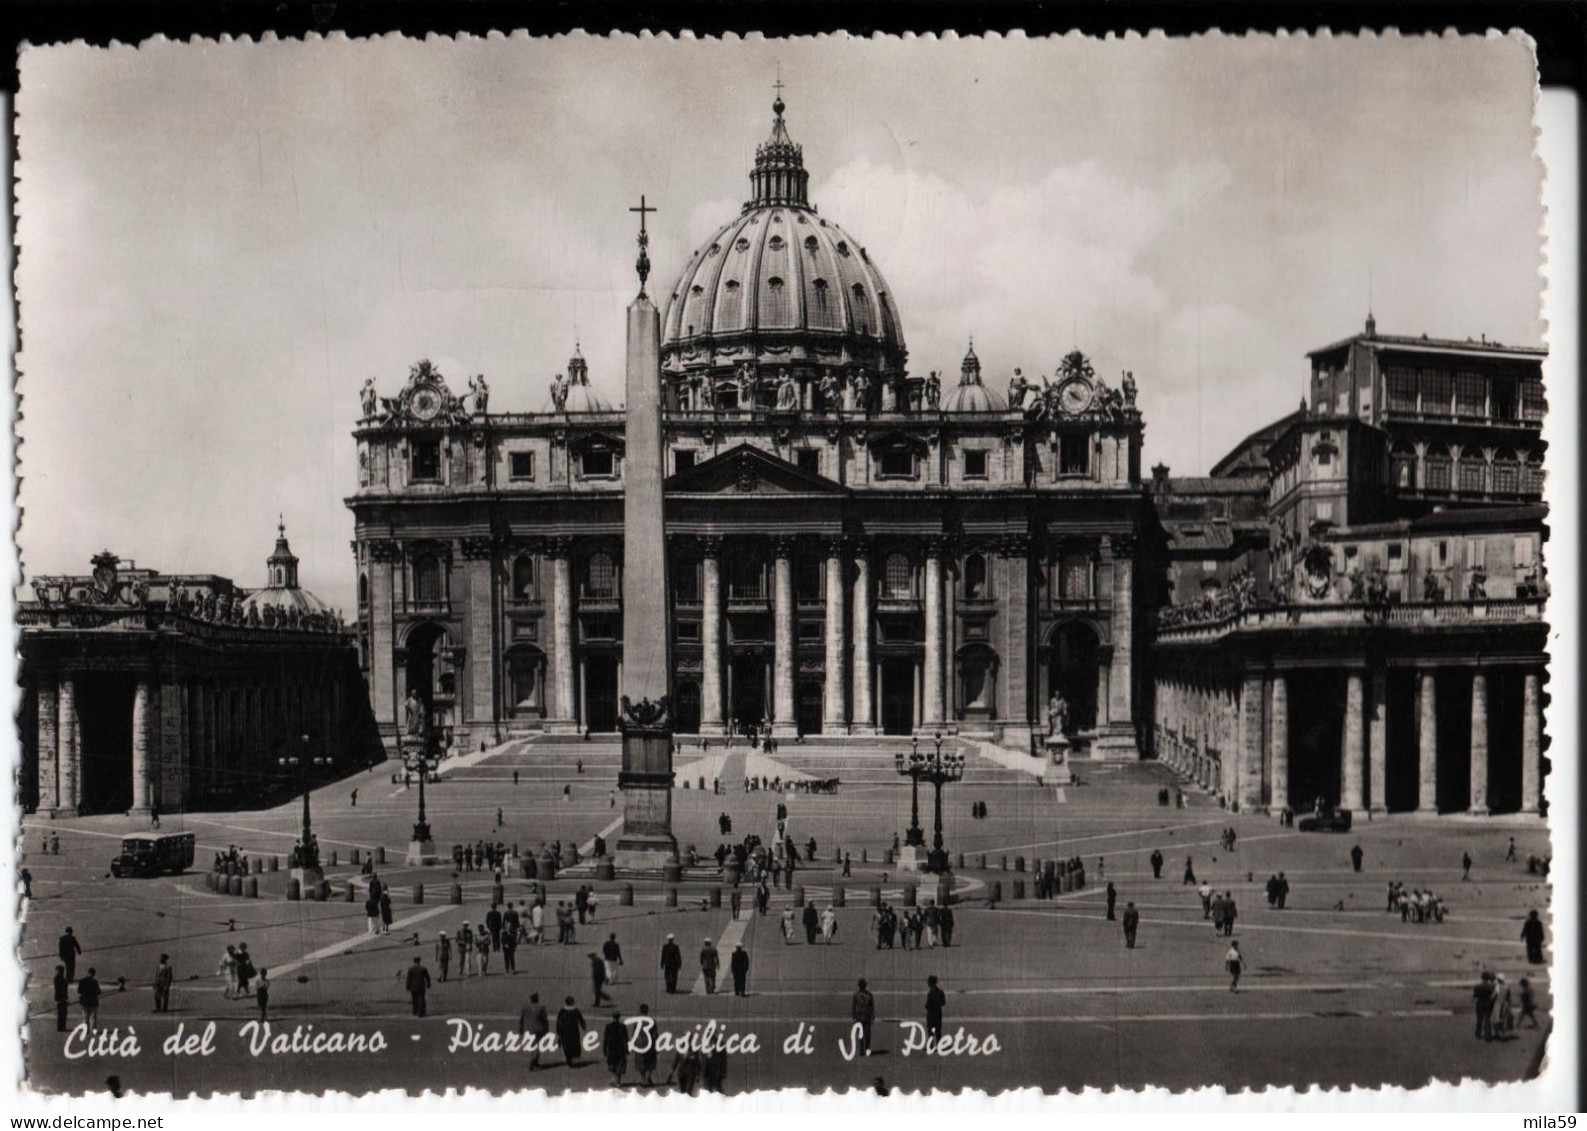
131;677;156;815
1237;676;1263;811
1521;671;1543;814
850;542;875;735
772;538;796;736
922;540;946;728
699;538;725;734
550;539;578;733
1269;675;1289;813
999;535;1032;746
1468;670;1489;816
1341;670;1366;811
1368;669;1388;815
35;677;60;813
1417;671;1438;814
823;539;848;734
57;677;81;817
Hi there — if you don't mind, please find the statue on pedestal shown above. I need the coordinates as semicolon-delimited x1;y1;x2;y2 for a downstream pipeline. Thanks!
404;688;429;740
1009;369;1030;409
775;367;798;411
925;371;941;409
736;362;757;409
1121;370;1137;408
818;371;840;412
550;373;569;412
360;378;378;419
1046;692;1069;738
469;374;490;414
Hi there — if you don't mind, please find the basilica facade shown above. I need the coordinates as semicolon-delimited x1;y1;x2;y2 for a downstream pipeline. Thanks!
348;96;1154;757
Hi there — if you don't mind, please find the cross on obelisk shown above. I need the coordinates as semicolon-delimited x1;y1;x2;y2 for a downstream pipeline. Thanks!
630;194;656;295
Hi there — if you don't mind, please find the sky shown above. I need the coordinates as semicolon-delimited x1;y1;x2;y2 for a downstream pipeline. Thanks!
15;32;1546;611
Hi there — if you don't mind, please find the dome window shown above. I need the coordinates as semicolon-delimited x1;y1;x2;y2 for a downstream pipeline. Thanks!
771;212;782;222
836;241;851;256
725;279;741;291
813;278;828;292
691;285;705;296
708;243;721;256
769;235;785;252
735;238;751;252
805;236;819;252
768;277;785;291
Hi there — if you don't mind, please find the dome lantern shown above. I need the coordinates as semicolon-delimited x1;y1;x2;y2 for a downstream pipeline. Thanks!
748;90;810;210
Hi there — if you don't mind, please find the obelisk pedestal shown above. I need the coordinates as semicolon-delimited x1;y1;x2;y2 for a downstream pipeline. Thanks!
613;209;679;871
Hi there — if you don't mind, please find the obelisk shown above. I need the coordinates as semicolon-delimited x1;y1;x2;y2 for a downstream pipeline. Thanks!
613;196;679;870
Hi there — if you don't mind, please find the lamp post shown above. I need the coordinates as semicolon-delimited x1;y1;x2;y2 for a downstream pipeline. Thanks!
403;722;444;865
279;735;329;874
892;732;965;873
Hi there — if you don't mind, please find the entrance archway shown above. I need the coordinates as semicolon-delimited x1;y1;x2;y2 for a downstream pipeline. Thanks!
797;680;824;736
730;656;766;730
1047;622;1100;731
404;622;455;731
674;681;701;735
880;657;916;735
583;655;619;733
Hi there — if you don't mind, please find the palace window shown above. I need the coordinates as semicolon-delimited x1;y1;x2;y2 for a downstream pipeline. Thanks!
796;559;823;603
585;553;617;600
675;621;701;642
358;574;369;606
1455;372;1486;417
511;555;536;601
1420;369;1454;417
728;554;765;601
1513;536;1535;570
964;554;987;599
878;447;915;479
1433;540;1450;568
964;449;989;479
672;558;700;605
1492;450;1520;495
1423;444;1452;492
884;553;913;600
1391;444;1416;489
1521;453;1544;495
1457;451;1487;494
410;439;441;483
509;451;535;481
1466;538;1486;569
1387;542;1405;570
412;554;443;604
1520;377;1546;422
581;448;615;477
1059;432;1090;476
1385;367;1419;413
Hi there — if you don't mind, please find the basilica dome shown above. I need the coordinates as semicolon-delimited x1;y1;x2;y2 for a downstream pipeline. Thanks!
238;523;332;618
544;344;612;413
660;96;907;400
940;342;1008;413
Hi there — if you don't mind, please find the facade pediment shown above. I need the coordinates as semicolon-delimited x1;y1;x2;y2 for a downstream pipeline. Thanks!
665;443;843;496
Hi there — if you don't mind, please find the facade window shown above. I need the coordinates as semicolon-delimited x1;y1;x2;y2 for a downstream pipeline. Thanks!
509;451;535;481
1387;542;1405;570
1059;432;1090;476
1513;536;1535;570
798;619;824;642
1317;448;1332;467
878;447;915;478
795;559;823;603
1520;378;1546;422
1492;451;1520;495
1433;540;1450;567
674;449;696;474
1202;560;1218;573
964;554;987;599
1315;501;1334;521
728;554;765;601
964;449;989;478
1455;372;1486;416
410;439;441;482
884;553;913;599
1419;369;1453;417
1423;445;1452;492
358;574;369;605
1385;367;1418;413
1457;452;1487;494
675;621;701;642
1521;454;1544;495
412;554;443;604
1466;538;1486;569
585;552;617;599
582;448;615;477
1391;445;1416;489
796;449;820;474
672;559;700;605
511;556;535;600
1059;551;1091;600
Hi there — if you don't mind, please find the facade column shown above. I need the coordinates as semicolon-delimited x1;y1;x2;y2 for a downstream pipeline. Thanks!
772;538;797;736
1342;670;1366;811
823;539;848;733
700;538;725;734
35;677;60;813
998;535;1032;747
1368;668;1388;814
1521;670;1542;813
1269;675;1289;813
58;677;81;816
1238;675;1264;811
1107;535;1136;726
851;542;875;735
922;541;946;728
131;677;156;815
1417;671;1438;814
1469;670;1489;815
549;540;578;733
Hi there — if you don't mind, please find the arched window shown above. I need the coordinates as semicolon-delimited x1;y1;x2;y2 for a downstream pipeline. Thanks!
1059;549;1092;601
884;553;913;599
585;552;617;599
1456;448;1487;494
1423;444;1452;493
1390;443;1416;489
964;554;987;599
1492;449;1520;495
512;555;535;600
412;554;442;604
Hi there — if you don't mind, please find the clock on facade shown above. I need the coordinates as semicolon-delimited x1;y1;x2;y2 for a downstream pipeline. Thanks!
1057;377;1094;416
410;385;443;422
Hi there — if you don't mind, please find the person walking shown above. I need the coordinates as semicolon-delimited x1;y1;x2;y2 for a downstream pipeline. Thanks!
406;956;432;1017
699;939;720;995
1149;850;1163;880
1521;909;1546;964
218;944;239;999
365;892;381;936
660;934;683;994
802;902;820;945
1473;972;1496;1040
634;1003;658;1086
1518;978;1539;1028
1198;880;1214;919
1210;891;1226;935
729;944;750;997
924;975;946;1040
1350;844;1364;873
940;904;956;947
254;969;270;1022
20;867;32;900
519;992;549;1070
153;954;174;1013
1122;901;1140;948
780;907;797;944
1495;974;1515;1036
78;967;102;1032
602;934;624;985
58;927;82;983
730;886;743;918
1462;851;1473;882
52;965;70;1032
235;944;255;997
589;952;610;1006
555;996;587;1066
1183;857;1196;885
851;979;876;1056
458;923;476;977
1224;942;1244;992
843;853;853;878
1105;882;1118;921
602;1010;629;1085
379;890;394;935
1506;837;1518;863
1275;872;1290;910
820;904;838;944
435;931;452;982
1222;892;1238;937
486;904;504;954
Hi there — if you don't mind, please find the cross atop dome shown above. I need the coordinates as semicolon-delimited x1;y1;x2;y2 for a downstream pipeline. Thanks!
750;80;809;209
267;518;300;589
961;338;982;384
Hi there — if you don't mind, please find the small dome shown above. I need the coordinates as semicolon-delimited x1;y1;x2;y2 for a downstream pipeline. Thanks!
545;343;613;412
239;520;332;616
940;338;1008;412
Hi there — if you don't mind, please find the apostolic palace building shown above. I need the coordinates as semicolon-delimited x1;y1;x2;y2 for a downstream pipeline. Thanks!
21;93;1547;821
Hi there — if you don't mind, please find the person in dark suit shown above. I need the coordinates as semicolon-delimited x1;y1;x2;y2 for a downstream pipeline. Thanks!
52;965;69;1032
924;975;946;1040
699;940;720;995
729;944;750;997
485;905;504;952
851;979;875;1055
1521;910;1546;964
802;903;820;945
519;992;549;1071
1105;882;1118;920
78;968;102;1033
1149;850;1163;879
660;934;683;993
153;954;174;1013
1122;902;1140;948
602;1011;629;1086
555;996;587;1065
939;905;955;947
58;928;82;982
406;956;432;1016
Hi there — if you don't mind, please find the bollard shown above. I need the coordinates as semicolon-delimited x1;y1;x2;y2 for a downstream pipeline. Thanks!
350;848;361;866
662;862;683;884
225;860;236;877
620;885;634;907
869;887;882;908
346;880;356;902
245;876;258;898
269;856;279;873
833;886;846;908
252;857;263;875
936;877;952;907
956;853;965;870
861;848;869;864
375;846;386;865
328;850;338;867
793;885;805;908
450;883;463;905
990;880;1003;902
903;884;917;908
204;872;215;891
492;884;505;907
1014;855;1026;873
1000;855;1008;871
596;858;615;882
699;776;706;790
1012;879;1026;900
710;887;722;908
229;875;243;896
287;879;301;901
318;880;332;902
521;857;536;880
978;854;987;870
665;887;678;908
833;847;842;862
538;852;557;882
414;884;425;905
